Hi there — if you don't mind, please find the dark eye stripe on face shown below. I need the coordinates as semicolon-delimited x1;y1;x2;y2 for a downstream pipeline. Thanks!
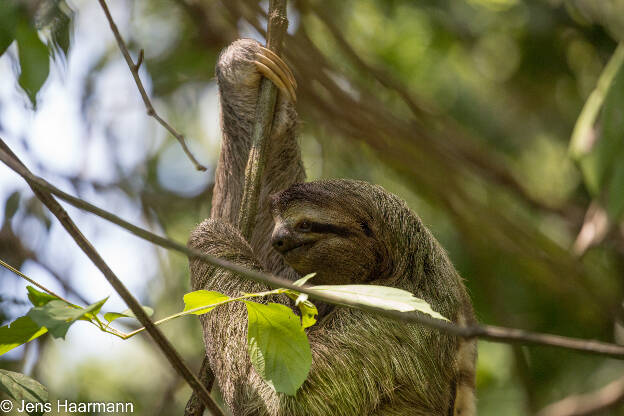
309;222;352;237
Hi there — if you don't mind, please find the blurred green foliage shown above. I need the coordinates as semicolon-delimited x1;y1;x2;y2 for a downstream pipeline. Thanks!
2;0;624;414
571;44;624;222
0;0;73;105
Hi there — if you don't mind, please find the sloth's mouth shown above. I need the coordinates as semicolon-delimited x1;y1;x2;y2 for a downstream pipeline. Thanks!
282;240;315;255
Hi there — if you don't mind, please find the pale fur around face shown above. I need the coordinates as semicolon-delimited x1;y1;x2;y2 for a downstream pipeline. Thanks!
188;39;477;416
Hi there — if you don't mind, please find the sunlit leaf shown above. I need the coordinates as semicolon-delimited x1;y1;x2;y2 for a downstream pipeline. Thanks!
283;290;318;328
309;285;449;321
295;298;318;329
245;301;311;395
27;298;108;339
0;316;48;357
15;19;50;106
0;370;48;416
86;298;107;316
79;298;108;322
26;286;59;307
183;290;230;315
103;306;154;324
293;273;316;287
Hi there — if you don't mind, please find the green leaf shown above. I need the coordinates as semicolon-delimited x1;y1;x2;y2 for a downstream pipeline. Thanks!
283;291;318;328
296;298;318;329
0;316;48;357
309;285;449;321
27;298;108;339
104;306;155;324
0;1;18;56
245;302;311;395
293;273;316;287
103;312;127;323
183;290;230;315
79;298;109;322
0;370;48;416
26;286;59;307
15;19;50;106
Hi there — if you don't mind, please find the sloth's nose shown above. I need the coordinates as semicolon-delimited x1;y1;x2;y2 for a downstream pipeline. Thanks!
271;228;297;254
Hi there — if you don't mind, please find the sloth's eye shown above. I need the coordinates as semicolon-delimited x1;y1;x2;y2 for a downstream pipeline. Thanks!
297;221;311;232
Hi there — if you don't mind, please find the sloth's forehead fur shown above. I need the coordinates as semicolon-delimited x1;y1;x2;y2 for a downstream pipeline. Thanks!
270;182;333;213
270;179;371;215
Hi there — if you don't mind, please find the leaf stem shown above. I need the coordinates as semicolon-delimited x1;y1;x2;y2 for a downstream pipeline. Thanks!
121;290;281;339
96;0;207;171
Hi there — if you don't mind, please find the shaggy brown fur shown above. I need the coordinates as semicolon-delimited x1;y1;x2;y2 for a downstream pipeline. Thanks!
189;39;477;415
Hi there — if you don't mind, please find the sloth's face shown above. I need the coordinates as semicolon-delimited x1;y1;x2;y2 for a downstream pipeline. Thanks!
270;202;380;285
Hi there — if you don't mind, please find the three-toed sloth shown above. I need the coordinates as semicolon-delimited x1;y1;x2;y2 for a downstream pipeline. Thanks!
189;39;477;416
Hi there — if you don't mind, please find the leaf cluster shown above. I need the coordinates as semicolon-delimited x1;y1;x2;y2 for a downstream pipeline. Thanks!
1;274;447;396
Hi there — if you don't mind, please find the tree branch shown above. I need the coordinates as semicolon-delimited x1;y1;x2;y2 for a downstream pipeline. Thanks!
237;0;288;236
184;358;215;416
0;140;223;416
188;2;289;413
96;0;207;172
3;138;624;361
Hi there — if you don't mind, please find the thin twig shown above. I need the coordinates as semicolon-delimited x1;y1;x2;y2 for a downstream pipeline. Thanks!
96;0;207;172
0;258;73;305
0;140;223;416
537;375;624;416
3;139;624;360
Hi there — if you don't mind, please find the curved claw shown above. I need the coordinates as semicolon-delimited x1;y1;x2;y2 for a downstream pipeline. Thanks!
254;48;297;103
258;46;297;89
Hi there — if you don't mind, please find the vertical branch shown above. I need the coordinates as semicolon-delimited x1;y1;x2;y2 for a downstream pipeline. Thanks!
237;0;289;238
186;2;289;415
